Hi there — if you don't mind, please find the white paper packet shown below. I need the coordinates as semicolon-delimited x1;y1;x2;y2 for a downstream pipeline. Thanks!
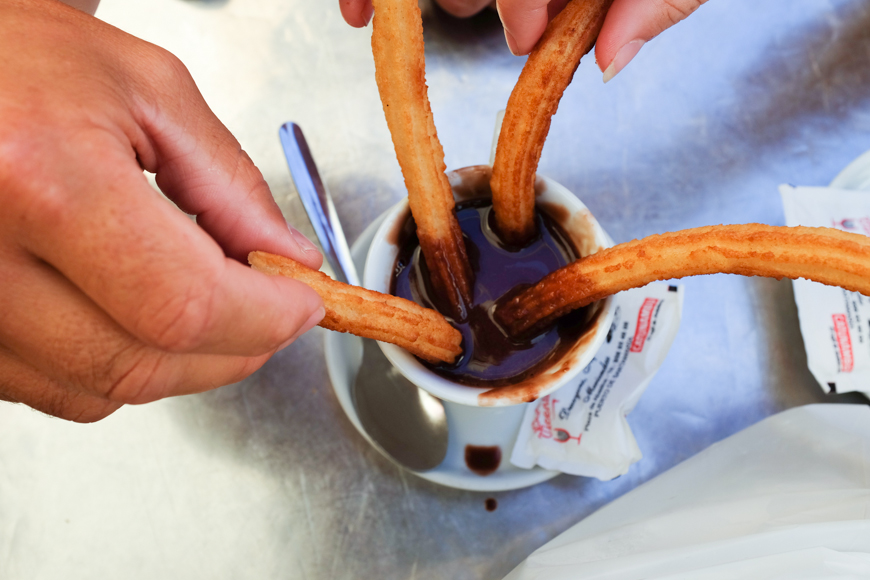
779;185;870;397
510;283;683;480
504;404;870;580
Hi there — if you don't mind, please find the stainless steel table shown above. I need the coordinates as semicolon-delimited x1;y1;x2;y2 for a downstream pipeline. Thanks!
2;0;869;578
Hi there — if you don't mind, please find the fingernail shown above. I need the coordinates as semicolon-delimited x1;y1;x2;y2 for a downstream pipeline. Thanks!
504;28;520;56
363;5;374;26
288;224;319;255
602;39;645;83
279;306;325;351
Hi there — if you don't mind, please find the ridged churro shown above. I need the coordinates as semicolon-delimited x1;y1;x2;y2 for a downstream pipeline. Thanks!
370;0;473;319
491;0;614;245
249;251;462;364
496;224;870;336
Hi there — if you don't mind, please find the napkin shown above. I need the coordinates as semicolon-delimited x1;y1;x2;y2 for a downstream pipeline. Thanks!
780;185;870;398
511;283;683;480
505;404;870;579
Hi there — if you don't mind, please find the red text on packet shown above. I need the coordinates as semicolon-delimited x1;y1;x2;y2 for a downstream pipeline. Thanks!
630;298;659;353
532;396;554;439
832;314;854;373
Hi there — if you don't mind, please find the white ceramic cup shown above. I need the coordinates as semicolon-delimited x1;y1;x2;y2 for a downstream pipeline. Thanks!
364;165;615;407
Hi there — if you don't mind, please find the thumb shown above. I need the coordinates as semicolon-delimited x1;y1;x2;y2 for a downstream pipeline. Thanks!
595;0;708;82
339;0;374;27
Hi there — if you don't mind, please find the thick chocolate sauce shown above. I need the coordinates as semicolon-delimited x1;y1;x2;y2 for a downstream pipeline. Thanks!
391;197;591;386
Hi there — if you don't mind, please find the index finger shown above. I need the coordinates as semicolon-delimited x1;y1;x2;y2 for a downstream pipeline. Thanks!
119;44;323;271
18;137;324;357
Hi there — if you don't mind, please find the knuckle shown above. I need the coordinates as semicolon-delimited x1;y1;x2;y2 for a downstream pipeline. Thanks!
142;45;194;88
658;0;702;27
0;133;65;228
30;388;116;423
0;128;35;180
19;181;70;234
234;149;268;197
102;350;164;405
136;278;217;352
64;399;120;423
30;388;68;419
0;124;118;242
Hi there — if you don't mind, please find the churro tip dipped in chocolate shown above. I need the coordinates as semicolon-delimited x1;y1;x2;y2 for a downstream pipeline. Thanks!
496;224;870;337
370;0;473;320
248;251;462;364
491;0;615;245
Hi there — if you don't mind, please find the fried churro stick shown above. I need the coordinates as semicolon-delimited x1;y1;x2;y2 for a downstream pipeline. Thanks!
249;252;462;364
370;0;473;319
491;0;614;245
497;224;870;336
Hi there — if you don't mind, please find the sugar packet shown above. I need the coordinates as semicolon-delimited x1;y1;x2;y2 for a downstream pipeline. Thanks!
510;283;683;480
780;184;870;397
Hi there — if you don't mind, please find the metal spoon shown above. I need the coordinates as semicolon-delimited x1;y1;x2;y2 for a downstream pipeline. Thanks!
279;122;449;472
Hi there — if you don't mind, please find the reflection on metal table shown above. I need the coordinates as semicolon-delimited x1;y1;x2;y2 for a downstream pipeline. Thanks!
2;0;869;578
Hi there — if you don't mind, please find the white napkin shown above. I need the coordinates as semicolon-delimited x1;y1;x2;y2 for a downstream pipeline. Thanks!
780;185;870;397
505;404;870;579
511;283;683;480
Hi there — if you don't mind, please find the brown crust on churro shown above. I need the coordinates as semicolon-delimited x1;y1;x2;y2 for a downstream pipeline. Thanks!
249;251;462;363
370;0;473;319
490;0;614;245
497;224;870;336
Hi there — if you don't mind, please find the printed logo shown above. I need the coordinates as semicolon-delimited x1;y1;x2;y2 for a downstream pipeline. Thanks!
553;428;582;444
531;396;554;439
630;298;659;353
832;314;854;373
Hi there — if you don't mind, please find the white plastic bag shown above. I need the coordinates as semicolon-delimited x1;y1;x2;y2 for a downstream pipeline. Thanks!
505;404;870;579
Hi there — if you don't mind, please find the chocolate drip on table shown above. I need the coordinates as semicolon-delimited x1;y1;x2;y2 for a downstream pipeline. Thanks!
392;196;594;386
465;445;502;476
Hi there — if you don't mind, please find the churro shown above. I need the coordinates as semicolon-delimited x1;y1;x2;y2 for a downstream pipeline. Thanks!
496;224;870;336
249;251;462;364
490;0;614;245
370;0;472;319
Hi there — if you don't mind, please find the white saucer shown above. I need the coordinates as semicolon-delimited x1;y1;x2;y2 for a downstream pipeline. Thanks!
323;216;559;491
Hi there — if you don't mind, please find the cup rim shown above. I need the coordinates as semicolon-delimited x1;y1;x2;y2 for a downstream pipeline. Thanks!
363;165;615;407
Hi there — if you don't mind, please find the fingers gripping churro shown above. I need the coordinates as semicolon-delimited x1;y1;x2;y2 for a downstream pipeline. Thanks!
491;0;614;245
249;252;462;364
496;224;870;336
370;0;473;319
